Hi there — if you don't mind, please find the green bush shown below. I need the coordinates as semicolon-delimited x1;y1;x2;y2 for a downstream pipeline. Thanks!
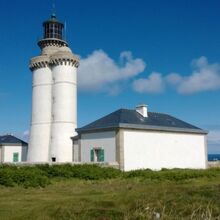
0;165;50;188
11;167;50;188
37;164;122;180
0;169;14;187
124;168;220;181
0;164;122;188
0;164;219;188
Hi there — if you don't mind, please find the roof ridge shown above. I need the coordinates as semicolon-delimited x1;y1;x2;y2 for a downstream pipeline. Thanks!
149;111;170;115
120;108;171;116
118;108;132;111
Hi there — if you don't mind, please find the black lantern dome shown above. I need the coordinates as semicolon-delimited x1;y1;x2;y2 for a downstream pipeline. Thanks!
38;13;68;49
43;13;64;40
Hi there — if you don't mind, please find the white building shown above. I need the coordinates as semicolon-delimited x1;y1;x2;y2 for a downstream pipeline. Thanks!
75;104;208;171
28;14;79;163
0;135;28;163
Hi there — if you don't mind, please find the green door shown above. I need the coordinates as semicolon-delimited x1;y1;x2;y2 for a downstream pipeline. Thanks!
98;149;104;162
13;153;19;162
90;149;94;162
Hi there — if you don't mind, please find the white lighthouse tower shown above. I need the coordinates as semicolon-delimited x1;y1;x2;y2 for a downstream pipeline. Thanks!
28;14;79;163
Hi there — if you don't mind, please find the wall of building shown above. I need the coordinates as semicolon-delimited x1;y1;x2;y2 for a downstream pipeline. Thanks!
80;131;116;163
73;141;79;162
2;145;28;163
123;129;207;171
22;146;28;161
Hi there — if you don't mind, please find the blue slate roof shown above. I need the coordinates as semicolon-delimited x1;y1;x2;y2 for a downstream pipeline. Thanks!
76;109;207;134
0;135;28;145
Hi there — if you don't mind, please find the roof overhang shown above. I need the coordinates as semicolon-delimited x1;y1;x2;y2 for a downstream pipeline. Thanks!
76;123;208;135
0;143;28;147
70;135;79;141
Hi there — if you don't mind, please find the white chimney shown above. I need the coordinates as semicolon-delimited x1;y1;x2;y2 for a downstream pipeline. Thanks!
136;104;148;117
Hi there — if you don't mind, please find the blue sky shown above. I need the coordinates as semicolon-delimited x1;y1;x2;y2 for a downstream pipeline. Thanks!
0;0;219;153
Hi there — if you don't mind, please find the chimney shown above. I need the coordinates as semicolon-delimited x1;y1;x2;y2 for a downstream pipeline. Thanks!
136;104;148;117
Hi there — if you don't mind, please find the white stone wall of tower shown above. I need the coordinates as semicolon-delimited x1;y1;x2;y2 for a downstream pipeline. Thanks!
28;66;52;162
49;64;77;162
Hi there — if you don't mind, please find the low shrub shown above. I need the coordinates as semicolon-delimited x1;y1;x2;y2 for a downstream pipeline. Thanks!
0;165;50;188
0;164;219;188
0;164;122;188
124;168;220;181
0;169;14;187
37;164;122;180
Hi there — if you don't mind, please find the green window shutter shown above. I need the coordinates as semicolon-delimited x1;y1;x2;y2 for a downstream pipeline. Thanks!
90;149;94;162
13;153;19;162
99;149;104;162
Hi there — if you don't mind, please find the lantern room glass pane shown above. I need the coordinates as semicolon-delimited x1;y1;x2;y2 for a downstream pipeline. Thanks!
44;23;63;39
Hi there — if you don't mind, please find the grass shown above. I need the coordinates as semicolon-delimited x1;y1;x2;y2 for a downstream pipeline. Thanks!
0;165;220;219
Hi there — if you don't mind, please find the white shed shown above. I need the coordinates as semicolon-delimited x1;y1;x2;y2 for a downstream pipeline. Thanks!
76;105;208;171
0;135;28;163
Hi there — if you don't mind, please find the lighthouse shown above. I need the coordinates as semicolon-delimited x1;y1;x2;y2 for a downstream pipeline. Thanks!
28;14;79;163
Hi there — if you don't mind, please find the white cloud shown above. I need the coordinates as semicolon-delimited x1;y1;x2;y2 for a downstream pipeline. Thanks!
78;50;146;93
78;52;220;95
132;56;220;95
106;84;122;96
132;72;164;94
165;73;182;85
166;57;220;94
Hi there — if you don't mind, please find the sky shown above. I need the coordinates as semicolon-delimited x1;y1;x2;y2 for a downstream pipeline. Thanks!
0;0;219;153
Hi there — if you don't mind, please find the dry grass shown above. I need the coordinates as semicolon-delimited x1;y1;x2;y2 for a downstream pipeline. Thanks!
0;176;220;220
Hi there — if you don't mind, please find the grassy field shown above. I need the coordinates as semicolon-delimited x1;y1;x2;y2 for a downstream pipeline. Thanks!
0;166;220;220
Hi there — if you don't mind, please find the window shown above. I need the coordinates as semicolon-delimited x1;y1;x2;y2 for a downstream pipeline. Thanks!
13;153;19;162
90;148;104;162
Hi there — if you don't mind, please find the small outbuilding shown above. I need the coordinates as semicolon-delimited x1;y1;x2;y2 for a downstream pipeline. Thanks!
75;105;208;171
0;135;28;163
